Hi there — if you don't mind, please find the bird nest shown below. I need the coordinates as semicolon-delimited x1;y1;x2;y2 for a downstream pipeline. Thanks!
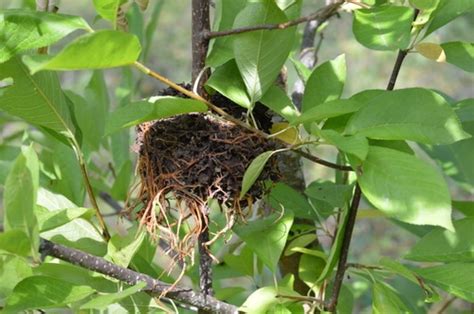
132;87;280;260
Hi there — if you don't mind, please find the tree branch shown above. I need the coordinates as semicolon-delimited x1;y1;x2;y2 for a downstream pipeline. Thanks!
192;0;211;93
204;1;343;39
325;184;362;312
39;239;237;313
294;150;353;171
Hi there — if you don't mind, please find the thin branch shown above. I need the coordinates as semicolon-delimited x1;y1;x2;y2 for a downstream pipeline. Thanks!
294;150;353;171
192;0;211;92
433;296;456;314
325;184;362;312
346;263;383;271
205;1;343;39
386;9;420;91
39;239;237;313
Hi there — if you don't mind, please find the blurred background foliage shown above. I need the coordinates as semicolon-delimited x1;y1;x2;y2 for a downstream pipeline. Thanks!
0;0;473;312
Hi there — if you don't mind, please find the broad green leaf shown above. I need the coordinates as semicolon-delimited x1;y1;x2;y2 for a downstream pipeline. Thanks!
105;96;208;135
206;60;251;108
442;42;474;72
234;211;294;272
358;146;454;230
260;85;299;122
111;160;133;200
415;263;474;302
3;147;39;259
302;54;346;112
409;0;439;10
4;276;95;313
0;9;91;63
0;230;30;256
425;0;474;37
284;234;318;256
93;0;124;25
0;145;20;184
346;88;470;144
223;245;254;276
353;5;414;51
292;99;363;125
405;218;474;262
269;183;318;220
233;0;295;103
107;228;146;268
239;286;299;314
372;282;410;314
35;206;94;232
80;282;146;310
298;252;326;291
370;139;414;155
206;0;247;67
0;57;74;134
314;128;369;160
421;99;474;190
305;181;354;209
23;30;141;73
240;150;276;198
0;254;33;299
290;56;311;83
453;200;474;217
37;189;106;256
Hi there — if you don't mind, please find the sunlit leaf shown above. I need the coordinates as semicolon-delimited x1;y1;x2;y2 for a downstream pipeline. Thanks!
240;150;276;198
442;41;474;72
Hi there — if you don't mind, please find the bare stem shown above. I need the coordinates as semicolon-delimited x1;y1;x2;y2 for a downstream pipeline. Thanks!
205;1;343;39
39;239;237;313
325;184;362;312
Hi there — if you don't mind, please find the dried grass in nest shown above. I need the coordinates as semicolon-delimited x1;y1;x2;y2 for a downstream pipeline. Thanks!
133;110;280;262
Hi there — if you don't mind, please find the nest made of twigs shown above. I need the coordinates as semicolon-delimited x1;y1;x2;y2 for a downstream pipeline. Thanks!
131;87;280;260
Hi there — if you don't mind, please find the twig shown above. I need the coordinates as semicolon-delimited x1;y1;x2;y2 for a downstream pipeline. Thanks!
386;9;420;91
346;263;383;271
295;150;353;171
204;1;343;39
432;296;456;314
325;184;361;312
39;239;237;313
192;0;211;93
198;223;214;297
276;294;325;304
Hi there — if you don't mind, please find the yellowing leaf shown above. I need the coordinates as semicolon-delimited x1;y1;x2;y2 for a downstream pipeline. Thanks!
270;122;299;144
416;43;446;62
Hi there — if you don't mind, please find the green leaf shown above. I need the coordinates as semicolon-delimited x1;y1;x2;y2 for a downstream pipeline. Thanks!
442;41;474;72
305;181;354;209
405;218;474;262
234;211;294;272
290;56;311;83
107;228;146;268
372;282;410;314
206;0;247;67
206;60;251;108
0;230;31;256
0;254;33;300
23;30;141;73
292;99;363;125
240;150;276;198
268;183;318;220
3;146;40;259
239;286;299;314
284;234;318;256
4;276;95;313
453;200;474;217
415;263;474;302
0;57;74;134
346;88;470;145
0;9;91;63
422;99;474;190
302;54;346;112
111;160;133;200
316;203;351;283
36;206;94;233
233;0;295;103
409;0;439;10
223;245;254;276
37;189;106;256
425;0;474;37
358;146;454;230
298;252;326;290
80;282;146;310
353;5;414;51
260;85;299;122
105;96;208;135
92;0;123;24
314;128;369;160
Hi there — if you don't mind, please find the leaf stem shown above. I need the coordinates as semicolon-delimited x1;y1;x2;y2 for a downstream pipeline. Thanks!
204;1;343;39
